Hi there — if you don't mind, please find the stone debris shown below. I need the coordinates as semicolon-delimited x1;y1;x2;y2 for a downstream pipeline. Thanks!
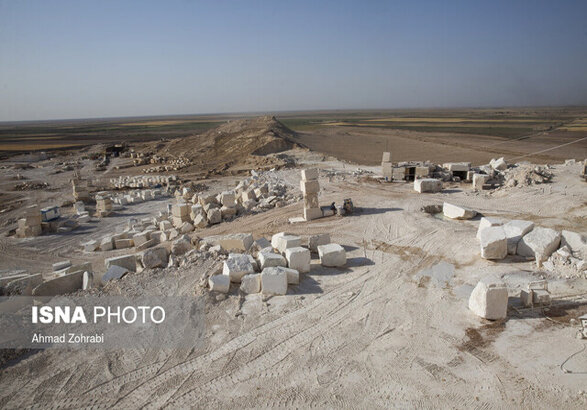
414;178;442;193
489;157;507;171
543;246;586;279
442;202;477;220
517;227;561;266
468;276;508;320
318;244;346;267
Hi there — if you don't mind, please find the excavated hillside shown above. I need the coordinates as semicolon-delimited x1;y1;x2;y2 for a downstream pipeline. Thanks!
150;116;304;174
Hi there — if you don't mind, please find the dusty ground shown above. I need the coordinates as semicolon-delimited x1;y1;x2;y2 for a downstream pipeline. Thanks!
0;146;586;408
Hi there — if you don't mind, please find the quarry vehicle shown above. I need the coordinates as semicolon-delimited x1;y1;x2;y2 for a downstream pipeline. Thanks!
343;198;354;214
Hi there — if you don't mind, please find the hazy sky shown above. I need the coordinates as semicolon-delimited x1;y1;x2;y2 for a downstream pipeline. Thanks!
1;0;587;121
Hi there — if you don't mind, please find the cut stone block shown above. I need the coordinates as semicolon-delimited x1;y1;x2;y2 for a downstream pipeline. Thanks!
221;205;237;219
223;253;255;283
100;236;114;251
53;260;72;272
468;277;508;320
217;233;254;251
381;152;391;163
83;271;93;290
241;189;257;202
503;220;535;254
308;233;331;252
141;246;169;269
443;202;477;220
303;207;323;221
303;192;319;209
179;221;194;234
273;234;302;254
317;244;346;267
172;235;192;255
105;254;136;272
261;267;288;296
381;162;393;179
479;226;507;260
247;254;259;272
414;178;442;193
209;274;230;293
300;180;320;194
132;231;151;247
193;213;208;228
490;157;507;171
114;238;134;249
219;191;236;207
561;230;587;259
136;238;157;251
258;251;287;270
254;237;271;250
82;240;99;252
207;208;222;225
150;231;167;244
301;168;319;181
285;247;311;273
172;203;190;217
280;267;299;285
476;217;504;241
160;220;172;231
240;273;261;294
33;271;84;297
517;227;561;265
472;174;490;190
4;273;43;296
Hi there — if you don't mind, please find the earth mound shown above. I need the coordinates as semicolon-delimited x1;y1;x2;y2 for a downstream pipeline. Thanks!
156;116;303;174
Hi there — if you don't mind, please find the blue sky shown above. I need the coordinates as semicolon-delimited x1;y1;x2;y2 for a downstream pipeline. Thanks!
1;0;586;121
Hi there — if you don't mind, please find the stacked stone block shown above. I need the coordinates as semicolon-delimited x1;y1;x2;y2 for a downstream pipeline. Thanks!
381;152;393;180
16;205;42;238
95;193;113;217
300;169;321;221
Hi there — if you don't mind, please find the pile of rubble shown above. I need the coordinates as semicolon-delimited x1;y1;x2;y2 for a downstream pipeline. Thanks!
110;174;178;189
13;181;49;191
475;217;586;278
500;163;554;188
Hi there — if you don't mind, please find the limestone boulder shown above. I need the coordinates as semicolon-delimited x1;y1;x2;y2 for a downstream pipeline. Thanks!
285;247;311;273
479;226;507;260
414;178;442;193
476;217;504;241
517;227;561;265
261;267;288;296
209;275;230;293
223;253;254;283
240;273;261;294
503;220;534;254
443;202;477;220
141;246;169;269
171;235;192;255
318;244;346;267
